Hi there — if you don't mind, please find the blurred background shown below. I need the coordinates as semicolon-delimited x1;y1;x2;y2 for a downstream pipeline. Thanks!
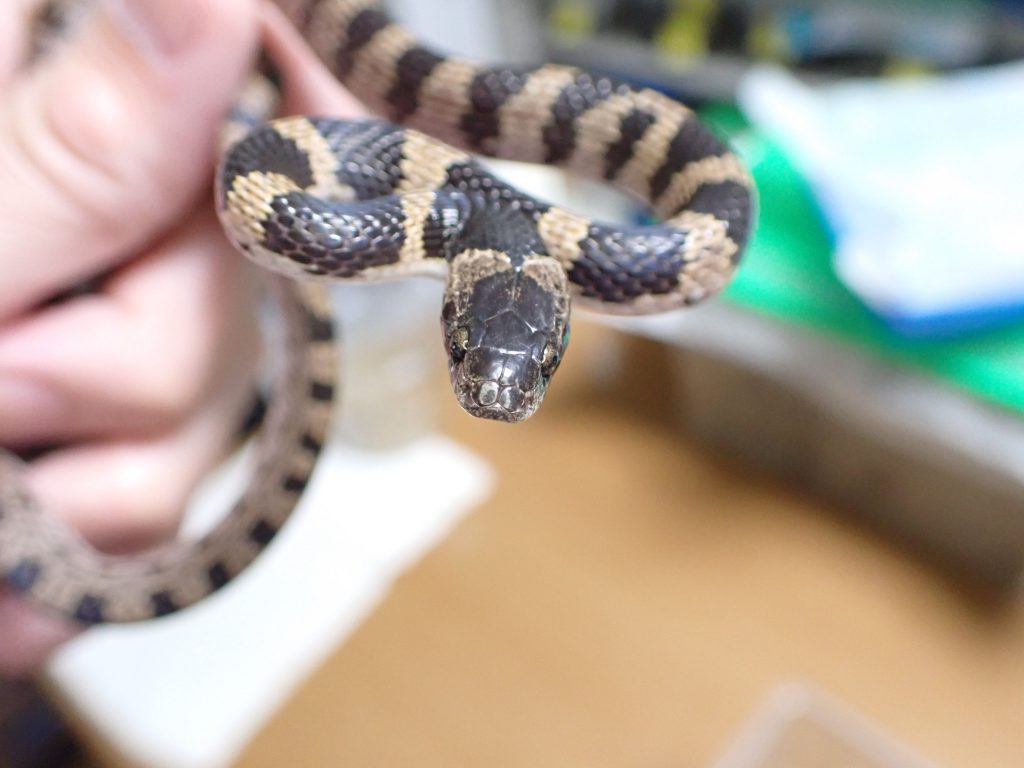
5;0;1024;766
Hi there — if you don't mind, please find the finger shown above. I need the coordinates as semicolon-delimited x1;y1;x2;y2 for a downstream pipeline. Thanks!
0;206;261;447
23;371;256;554
0;0;260;320
0;364;251;675
0;383;245;673
260;0;368;118
0;592;78;678
0;293;256;675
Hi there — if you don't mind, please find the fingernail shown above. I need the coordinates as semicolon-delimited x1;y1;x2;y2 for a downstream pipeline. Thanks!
104;0;201;61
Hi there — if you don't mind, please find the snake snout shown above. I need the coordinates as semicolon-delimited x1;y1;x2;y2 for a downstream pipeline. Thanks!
453;349;544;422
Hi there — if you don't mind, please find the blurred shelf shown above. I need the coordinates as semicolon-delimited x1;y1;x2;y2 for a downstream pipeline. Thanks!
543;0;1024;96
547;35;752;100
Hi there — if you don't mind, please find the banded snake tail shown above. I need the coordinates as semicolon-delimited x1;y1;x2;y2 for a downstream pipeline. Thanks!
1;0;755;623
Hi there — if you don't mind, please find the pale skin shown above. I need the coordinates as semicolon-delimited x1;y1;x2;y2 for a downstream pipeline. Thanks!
0;0;363;675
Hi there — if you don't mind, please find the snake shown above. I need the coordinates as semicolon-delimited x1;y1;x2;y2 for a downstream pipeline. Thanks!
0;0;754;624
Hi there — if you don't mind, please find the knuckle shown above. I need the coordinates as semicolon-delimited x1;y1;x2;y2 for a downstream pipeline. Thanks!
7;65;171;241
26;75;136;221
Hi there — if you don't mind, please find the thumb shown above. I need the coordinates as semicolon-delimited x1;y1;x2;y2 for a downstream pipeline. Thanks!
0;0;259;319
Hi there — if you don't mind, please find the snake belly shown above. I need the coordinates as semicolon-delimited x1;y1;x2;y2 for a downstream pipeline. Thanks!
0;0;755;624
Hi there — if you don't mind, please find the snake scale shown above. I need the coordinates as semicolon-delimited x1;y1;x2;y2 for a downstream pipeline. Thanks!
0;0;754;623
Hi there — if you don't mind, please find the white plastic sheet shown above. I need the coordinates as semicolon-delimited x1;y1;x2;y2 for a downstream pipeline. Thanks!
739;62;1024;335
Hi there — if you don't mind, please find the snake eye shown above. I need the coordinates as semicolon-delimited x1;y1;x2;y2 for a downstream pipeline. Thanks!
449;327;469;363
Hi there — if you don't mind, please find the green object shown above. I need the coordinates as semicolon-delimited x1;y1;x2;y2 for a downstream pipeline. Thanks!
700;104;1024;414
547;0;597;41
655;0;713;59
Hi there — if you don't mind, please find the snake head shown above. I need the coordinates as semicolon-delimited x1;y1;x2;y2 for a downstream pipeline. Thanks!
442;249;571;423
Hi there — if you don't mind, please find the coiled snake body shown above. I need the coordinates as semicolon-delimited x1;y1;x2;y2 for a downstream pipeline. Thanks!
0;0;754;623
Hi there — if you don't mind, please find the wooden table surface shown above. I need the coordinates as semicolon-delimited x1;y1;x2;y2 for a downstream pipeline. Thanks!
237;322;1024;768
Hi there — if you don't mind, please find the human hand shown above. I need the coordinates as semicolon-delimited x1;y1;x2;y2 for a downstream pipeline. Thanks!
0;0;265;675
0;0;367;677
